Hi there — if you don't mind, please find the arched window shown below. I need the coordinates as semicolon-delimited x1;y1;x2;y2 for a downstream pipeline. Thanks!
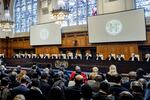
14;0;38;33
135;0;150;17
62;0;97;27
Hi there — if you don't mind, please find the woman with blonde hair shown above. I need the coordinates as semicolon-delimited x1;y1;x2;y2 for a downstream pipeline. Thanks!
106;64;118;82
89;67;99;80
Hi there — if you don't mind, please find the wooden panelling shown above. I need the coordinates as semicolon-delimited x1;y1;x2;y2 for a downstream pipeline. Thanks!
96;43;138;60
1;31;150;59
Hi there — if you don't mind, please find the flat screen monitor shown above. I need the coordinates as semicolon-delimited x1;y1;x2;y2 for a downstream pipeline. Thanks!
30;23;61;46
88;9;146;43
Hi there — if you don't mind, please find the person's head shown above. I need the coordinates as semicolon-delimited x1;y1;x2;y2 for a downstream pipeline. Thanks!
100;81;110;93
94;75;103;82
1;77;9;86
118;91;134;100
92;67;99;73
75;66;81;74
128;71;136;80
13;94;25;100
16;65;21;73
131;53;135;57
138;78;147;89
20;77;28;84
48;86;65;100
31;79;40;87
43;68;49;74
9;71;17;81
81;84;92;99
31;72;38;79
136;68;145;77
53;74;61;81
41;73;48;80
75;75;83;85
108;64;118;75
130;81;143;93
32;65;37;71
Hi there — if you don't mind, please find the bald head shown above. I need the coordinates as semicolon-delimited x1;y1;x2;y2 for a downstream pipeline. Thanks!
75;75;83;85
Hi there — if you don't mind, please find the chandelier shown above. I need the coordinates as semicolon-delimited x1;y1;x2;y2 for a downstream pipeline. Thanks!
0;0;14;32
51;0;69;24
0;10;14;32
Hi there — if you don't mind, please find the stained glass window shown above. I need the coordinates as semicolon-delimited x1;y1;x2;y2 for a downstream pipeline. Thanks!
62;0;97;27
135;0;150;17
14;0;38;33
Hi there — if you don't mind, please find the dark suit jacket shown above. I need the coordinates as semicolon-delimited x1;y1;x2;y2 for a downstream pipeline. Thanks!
39;80;51;96
10;84;29;99
106;56;115;61
26;88;45;100
93;91;110;100
116;57;124;61
65;84;82;100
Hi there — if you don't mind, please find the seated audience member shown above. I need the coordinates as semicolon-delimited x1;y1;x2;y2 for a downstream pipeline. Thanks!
93;81;112;100
110;74;128;100
122;71;136;90
0;77;11;100
129;53;139;61
106;53;115;61
116;54;124;61
26;79;45;100
130;81;144;100
65;75;84;100
48;86;65;100
118;91;134;100
138;78;147;92
13;94;26;100
10;77;30;99
136;68;145;80
69;66;87;83
144;54;150;62
96;53;103;60
80;84;93;100
9;71;20;88
106;64;118;82
39;73;51;97
89;67;99;80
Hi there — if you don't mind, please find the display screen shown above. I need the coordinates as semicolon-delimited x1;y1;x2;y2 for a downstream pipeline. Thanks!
88;9;146;43
30;23;61;46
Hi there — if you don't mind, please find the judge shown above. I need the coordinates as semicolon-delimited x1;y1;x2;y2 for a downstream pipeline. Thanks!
144;54;150;62
67;51;73;59
85;52;92;60
106;53;115;61
96;53;103;60
116;54;124;61
129;53;139;61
